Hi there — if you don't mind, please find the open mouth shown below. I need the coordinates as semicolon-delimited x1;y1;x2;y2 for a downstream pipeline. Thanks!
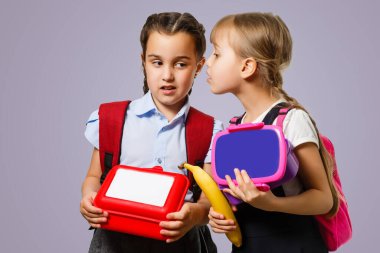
160;86;176;90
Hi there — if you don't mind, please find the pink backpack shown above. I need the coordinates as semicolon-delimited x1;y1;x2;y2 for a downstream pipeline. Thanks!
276;107;352;251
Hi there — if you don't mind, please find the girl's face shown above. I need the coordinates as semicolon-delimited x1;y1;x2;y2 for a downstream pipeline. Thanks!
143;31;203;112
206;31;242;94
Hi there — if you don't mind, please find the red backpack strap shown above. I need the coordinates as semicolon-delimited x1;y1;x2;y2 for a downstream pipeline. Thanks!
185;107;214;201
99;100;130;183
185;107;214;165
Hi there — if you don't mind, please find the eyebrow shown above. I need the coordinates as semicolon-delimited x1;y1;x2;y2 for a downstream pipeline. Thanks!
146;54;192;60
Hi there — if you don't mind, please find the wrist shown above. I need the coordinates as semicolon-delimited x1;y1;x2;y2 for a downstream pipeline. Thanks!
267;194;282;212
188;202;209;226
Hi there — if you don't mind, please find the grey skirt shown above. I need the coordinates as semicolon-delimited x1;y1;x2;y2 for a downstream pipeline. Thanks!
88;227;205;253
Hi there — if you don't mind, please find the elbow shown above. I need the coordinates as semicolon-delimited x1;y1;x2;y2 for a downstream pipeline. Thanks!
321;191;334;214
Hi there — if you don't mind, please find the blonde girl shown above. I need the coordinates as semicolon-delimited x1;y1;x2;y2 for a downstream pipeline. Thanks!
206;12;338;253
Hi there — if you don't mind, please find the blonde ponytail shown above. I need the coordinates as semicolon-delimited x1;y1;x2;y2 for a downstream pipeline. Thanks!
276;87;340;217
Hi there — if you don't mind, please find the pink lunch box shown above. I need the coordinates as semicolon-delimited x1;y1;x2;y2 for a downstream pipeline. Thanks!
211;122;299;205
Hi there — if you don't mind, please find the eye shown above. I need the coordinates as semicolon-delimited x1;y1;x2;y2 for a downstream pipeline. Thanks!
152;60;163;67
175;62;187;68
212;49;219;58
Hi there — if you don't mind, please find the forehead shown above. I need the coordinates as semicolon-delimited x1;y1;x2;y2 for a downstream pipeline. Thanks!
211;28;235;48
146;31;197;59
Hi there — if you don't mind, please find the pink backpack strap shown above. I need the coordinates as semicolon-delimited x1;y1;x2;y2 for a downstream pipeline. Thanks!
276;108;290;129
229;113;245;126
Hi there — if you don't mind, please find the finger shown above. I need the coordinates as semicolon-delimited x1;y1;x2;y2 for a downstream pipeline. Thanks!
159;220;183;230
211;227;228;233
234;168;244;185
231;205;238;212
166;211;185;220
240;170;259;193
223;184;245;201
83;202;104;215
89;223;101;229
82;209;107;219
210;224;236;233
166;235;182;243
160;229;181;238
83;215;108;225
225;175;237;191
241;170;252;184
208;217;235;227
210;223;237;232
209;207;224;219
222;188;240;198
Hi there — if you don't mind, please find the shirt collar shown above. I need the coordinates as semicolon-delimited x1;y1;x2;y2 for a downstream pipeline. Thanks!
130;91;157;116
130;91;191;121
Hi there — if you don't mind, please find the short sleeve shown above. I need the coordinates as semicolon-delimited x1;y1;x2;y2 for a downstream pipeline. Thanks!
204;119;224;163
84;110;99;149
281;109;319;149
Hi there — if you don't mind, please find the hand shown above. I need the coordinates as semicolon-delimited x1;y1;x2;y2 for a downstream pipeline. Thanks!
80;191;108;228
208;207;237;233
159;202;194;243
223;169;276;211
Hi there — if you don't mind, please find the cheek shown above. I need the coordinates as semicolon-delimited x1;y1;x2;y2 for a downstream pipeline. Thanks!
145;67;159;80
178;70;195;83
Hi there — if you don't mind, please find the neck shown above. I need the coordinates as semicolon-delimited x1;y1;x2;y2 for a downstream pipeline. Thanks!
154;99;186;123
235;80;279;123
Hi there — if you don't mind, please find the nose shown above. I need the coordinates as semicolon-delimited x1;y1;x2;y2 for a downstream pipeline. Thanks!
162;66;174;82
205;55;212;67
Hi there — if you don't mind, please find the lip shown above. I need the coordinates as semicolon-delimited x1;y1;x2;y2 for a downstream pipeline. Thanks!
160;85;176;95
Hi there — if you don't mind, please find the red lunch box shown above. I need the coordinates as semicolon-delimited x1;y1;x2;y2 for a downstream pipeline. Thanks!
94;165;190;240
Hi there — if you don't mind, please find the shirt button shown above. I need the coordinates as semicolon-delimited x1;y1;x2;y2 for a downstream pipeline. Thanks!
157;158;162;164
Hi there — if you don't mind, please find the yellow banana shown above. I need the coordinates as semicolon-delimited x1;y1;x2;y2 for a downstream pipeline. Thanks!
183;163;242;247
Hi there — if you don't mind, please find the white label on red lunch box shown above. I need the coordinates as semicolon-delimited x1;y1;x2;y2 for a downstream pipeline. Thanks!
106;169;174;207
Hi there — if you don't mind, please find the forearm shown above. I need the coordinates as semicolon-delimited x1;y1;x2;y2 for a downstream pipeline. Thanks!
189;194;211;226
81;176;101;197
82;148;102;197
271;188;333;215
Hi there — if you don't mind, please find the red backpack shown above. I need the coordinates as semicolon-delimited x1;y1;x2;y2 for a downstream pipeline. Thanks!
275;107;352;251
97;100;217;253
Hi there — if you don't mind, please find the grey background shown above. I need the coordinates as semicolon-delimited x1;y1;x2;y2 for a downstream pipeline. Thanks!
1;0;379;252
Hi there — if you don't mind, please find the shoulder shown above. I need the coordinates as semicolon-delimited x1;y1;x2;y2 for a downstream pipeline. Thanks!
86;109;99;124
99;100;131;112
283;108;313;125
282;108;319;148
188;106;213;119
85;109;100;149
187;107;224;134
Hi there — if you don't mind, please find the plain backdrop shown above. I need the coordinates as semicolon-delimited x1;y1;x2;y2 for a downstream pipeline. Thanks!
1;0;379;252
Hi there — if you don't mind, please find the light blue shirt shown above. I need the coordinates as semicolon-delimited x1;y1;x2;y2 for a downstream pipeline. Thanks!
85;91;224;201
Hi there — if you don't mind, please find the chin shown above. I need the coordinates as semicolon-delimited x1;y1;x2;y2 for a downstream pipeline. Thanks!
211;88;226;95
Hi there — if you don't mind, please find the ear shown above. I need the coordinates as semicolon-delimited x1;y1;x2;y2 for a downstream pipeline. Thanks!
195;57;206;77
141;53;145;66
240;57;257;79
